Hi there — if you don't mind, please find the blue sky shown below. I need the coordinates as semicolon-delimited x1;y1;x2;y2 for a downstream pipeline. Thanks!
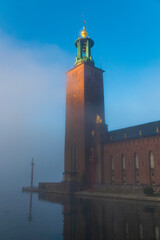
0;0;160;63
0;0;160;187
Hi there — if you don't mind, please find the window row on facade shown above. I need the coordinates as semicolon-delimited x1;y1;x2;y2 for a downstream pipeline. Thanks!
108;151;156;185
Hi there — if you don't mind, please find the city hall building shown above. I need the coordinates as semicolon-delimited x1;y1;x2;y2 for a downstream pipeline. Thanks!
39;27;160;193
63;26;160;190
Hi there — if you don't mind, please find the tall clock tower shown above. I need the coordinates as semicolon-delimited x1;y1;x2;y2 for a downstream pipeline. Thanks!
64;27;105;186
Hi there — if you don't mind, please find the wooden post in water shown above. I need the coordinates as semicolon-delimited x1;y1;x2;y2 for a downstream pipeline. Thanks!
30;159;34;188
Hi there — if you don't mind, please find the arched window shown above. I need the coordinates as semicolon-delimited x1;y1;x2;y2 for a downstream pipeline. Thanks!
111;156;114;170
149;151;155;185
122;154;125;170
134;153;139;169
149;152;154;169
134;153;139;184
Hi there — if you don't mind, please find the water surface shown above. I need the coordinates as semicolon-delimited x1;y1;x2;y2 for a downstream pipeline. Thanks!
1;189;160;240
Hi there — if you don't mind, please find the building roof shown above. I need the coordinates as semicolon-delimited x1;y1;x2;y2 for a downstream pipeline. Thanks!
105;120;160;143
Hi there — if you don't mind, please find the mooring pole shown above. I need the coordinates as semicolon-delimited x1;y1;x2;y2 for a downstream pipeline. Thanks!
30;158;34;188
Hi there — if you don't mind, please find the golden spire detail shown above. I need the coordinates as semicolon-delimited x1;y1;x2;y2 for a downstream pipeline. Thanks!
96;114;102;124
156;127;159;134
81;26;87;38
81;15;87;38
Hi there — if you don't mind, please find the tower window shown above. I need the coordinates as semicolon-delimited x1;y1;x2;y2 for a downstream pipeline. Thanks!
111;156;114;170
122;154;125;170
134;153;139;169
149;152;154;169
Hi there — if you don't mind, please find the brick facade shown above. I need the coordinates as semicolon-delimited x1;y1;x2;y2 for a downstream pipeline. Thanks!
64;61;160;189
38;31;160;194
64;63;104;184
63;33;160;190
103;135;160;186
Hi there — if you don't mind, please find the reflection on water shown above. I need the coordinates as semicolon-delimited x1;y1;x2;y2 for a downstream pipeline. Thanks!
28;192;33;222
38;192;160;240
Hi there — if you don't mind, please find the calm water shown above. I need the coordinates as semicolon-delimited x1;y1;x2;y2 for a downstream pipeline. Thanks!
1;190;160;240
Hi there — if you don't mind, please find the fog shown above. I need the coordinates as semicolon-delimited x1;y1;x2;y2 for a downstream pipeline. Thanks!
0;30;160;191
0;31;73;190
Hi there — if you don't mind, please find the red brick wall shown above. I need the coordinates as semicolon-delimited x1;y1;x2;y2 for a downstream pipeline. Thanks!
65;63;104;183
65;64;85;181
104;135;160;185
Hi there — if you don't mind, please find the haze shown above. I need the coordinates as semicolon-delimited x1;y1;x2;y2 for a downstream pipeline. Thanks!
0;0;160;191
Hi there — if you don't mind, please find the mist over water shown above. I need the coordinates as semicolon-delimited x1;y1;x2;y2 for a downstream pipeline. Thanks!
0;1;160;239
1;190;160;240
0;31;73;191
0;31;160;240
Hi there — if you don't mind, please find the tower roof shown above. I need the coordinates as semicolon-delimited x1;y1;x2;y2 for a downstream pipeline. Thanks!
105;120;160;143
74;27;94;66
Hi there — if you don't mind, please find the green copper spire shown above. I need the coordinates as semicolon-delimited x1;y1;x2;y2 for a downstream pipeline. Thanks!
74;27;94;66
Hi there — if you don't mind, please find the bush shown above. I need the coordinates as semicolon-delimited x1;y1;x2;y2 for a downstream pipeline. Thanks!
143;186;154;195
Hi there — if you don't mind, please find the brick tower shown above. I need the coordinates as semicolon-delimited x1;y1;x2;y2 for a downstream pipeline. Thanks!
64;26;105;186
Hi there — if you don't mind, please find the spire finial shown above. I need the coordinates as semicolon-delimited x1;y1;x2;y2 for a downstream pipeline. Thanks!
82;14;86;26
81;15;87;38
